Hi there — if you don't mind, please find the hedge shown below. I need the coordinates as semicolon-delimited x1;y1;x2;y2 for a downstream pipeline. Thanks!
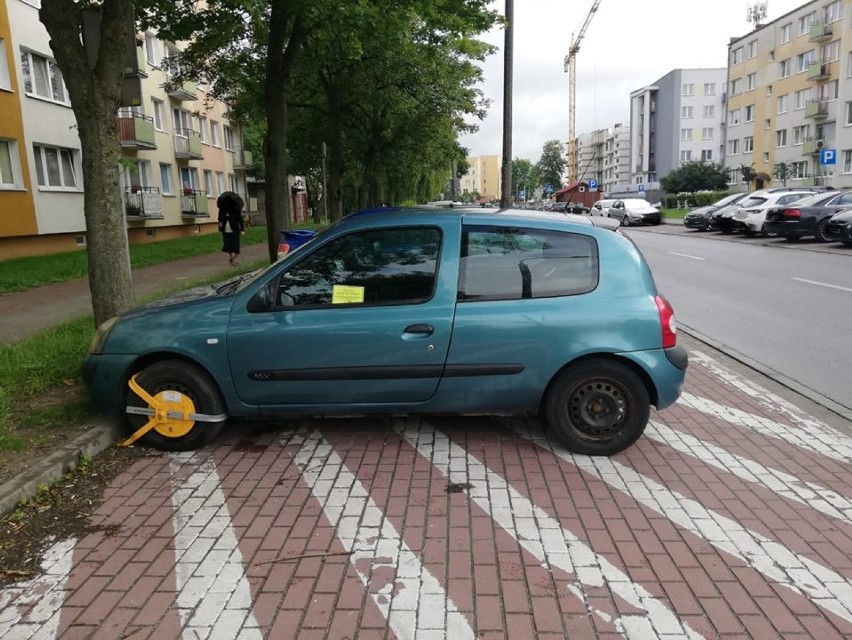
661;190;730;209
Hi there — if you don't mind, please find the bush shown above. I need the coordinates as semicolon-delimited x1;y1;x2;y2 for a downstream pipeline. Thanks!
661;190;730;210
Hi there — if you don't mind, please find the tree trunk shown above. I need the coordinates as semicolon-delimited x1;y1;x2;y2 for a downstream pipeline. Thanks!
40;0;134;327
263;6;306;262
326;84;344;222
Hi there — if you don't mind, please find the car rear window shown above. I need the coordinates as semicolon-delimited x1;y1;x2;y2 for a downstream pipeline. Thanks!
739;197;768;208
459;225;598;301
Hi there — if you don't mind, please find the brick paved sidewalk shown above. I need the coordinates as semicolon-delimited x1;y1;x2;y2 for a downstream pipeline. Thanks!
2;339;852;639
0;243;270;345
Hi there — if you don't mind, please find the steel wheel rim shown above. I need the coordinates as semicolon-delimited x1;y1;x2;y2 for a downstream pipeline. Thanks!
563;377;628;442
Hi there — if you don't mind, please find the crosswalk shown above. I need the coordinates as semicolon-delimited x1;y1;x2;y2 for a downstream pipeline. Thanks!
2;349;852;639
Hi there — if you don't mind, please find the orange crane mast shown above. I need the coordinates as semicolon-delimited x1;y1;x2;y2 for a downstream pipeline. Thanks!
564;0;602;184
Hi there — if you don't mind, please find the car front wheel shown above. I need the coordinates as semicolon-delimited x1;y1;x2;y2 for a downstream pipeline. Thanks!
815;219;831;243
125;359;227;451
543;359;650;455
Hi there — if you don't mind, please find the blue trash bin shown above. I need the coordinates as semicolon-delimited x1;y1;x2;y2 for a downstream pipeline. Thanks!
277;229;316;259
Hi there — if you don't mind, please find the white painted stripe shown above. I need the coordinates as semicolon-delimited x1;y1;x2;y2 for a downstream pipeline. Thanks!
169;454;262;639
0;537;75;640
792;277;852;294
679;392;852;464
396;422;704;640
521;427;852;625
668;252;705;261
291;430;475;640
690;349;852;443
647;420;852;523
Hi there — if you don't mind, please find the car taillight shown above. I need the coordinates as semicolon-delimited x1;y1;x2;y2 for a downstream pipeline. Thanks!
655;295;678;349
783;208;801;219
277;243;291;258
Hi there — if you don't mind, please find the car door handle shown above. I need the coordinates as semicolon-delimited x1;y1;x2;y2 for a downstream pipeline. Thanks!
404;324;434;336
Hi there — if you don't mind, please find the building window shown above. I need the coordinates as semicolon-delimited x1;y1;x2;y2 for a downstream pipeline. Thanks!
845;102;852;125
172;108;192;134
799;12;816;36
20;50;68;105
731;47;743;65
765;118;771;130
0;39;11;91
703;105;715;118
746;73;756;91
844;150;852;173
204;169;214;196
701;149;713;161
794;89;811;110
229;173;238;192
210;121;221;147
779;59;791;78
1;139;20;188
781;23;792;43
728;139;739;155
743;136;754;153
825;0;843;23
216;171;225;195
144;33;162;67
728;108;741;126
777;94;788;114
680;150;692;162
704;82;715;96
820;80;838;101
682;83;694;96
223;125;234;151
763;152;770;163
822;40;840;62
730;78;742;95
701;127;713;140
681;106;693;118
747;40;757;59
32;144;77;188
198;116;208;143
793;125;810;144
792;161;807;178
151;98;165;131
680;128;692;141
745;105;755;122
797;50;814;73
160;163;173;195
776;129;787;148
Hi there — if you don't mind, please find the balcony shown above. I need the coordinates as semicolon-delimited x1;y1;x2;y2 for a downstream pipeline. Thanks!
809;19;832;42
805;99;828;119
807;59;831;82
166;78;197;101
174;129;203;159
233;147;254;170
117;112;156;149
802;138;825;155
180;189;210;217
124;186;163;219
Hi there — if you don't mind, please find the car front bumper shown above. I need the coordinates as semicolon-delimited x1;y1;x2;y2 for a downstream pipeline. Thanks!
82;353;138;416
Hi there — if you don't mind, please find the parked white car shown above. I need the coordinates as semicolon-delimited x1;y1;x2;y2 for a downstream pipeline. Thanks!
607;199;662;226
591;199;616;217
731;191;812;236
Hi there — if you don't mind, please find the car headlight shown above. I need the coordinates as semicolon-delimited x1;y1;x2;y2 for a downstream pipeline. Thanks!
89;316;119;354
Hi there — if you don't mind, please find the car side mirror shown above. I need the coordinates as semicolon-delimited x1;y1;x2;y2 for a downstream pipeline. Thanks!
247;280;276;313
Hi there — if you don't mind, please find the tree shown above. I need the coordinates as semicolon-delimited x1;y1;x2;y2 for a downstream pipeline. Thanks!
536;140;566;192
738;163;757;187
659;161;728;193
773;161;793;186
39;0;136;326
511;158;540;200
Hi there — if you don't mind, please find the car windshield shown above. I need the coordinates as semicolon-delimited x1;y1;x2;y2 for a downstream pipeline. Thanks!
739;197;768;208
714;193;743;206
793;192;837;207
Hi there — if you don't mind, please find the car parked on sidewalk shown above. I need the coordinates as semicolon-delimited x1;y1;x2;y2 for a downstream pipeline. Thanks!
824;209;852;245
730;191;812;236
550;201;591;215
591;199;616;216
683;193;749;231
607;199;662;226
763;190;852;242
83;206;686;457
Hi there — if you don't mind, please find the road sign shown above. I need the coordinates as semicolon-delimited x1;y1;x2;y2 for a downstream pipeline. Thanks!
544;183;553;194
519;189;525;200
820;149;836;165
588;179;598;190
638;184;645;192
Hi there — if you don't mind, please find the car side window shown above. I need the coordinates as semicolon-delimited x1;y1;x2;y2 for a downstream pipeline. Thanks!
838;193;852;206
459;225;598;301
275;226;441;308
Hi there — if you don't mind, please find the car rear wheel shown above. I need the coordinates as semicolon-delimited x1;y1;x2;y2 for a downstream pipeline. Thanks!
543;359;650;455
620;215;630;227
125;360;226;451
815;219;831;243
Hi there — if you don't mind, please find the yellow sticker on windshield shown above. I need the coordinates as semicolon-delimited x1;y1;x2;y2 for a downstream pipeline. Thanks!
332;285;365;304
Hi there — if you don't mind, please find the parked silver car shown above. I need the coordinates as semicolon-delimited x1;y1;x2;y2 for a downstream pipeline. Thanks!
607;199;662;226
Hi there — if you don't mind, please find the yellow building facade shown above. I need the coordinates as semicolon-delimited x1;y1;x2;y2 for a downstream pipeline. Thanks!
459;155;501;201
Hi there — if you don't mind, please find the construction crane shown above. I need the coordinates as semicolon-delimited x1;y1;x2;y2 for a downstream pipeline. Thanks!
564;0;602;184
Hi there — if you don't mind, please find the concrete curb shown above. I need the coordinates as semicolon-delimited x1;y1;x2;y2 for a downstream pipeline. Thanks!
0;419;121;517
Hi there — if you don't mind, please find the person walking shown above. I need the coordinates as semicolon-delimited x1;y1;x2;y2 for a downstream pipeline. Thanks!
217;191;246;265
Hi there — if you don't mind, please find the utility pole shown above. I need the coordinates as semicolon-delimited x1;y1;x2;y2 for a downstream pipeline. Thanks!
500;0;514;209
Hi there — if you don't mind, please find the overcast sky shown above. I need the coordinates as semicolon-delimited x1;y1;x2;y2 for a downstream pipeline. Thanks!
459;0;807;162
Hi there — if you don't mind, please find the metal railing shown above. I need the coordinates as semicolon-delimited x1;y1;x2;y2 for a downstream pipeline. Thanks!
180;189;210;216
124;186;163;218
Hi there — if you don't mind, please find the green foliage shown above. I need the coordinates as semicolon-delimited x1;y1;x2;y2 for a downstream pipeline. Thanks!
511;159;540;198
660;161;729;194
661;190;730;209
773;162;793;186
536;140;566;192
738;163;758;185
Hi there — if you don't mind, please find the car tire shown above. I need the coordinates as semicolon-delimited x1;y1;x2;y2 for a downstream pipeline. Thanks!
543;359;650;456
815;219;831;243
125;359;226;451
620;215;630;227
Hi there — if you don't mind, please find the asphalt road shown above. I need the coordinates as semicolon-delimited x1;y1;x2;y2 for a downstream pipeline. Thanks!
626;228;852;415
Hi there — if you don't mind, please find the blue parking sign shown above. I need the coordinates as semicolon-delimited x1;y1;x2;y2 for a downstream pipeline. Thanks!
588;179;598;190
820;148;836;165
638;184;645;192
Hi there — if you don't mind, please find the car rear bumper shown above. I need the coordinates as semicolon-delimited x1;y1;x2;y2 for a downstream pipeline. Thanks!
620;346;688;410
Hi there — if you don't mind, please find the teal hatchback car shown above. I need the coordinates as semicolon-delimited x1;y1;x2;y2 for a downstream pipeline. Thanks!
84;207;687;455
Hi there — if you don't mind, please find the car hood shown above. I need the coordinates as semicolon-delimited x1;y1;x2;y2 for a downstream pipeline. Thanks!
119;274;250;319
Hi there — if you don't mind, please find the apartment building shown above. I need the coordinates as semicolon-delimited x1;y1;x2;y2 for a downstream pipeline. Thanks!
459;155;501;201
0;0;254;259
724;0;846;189
576;123;630;195
629;68;728;191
